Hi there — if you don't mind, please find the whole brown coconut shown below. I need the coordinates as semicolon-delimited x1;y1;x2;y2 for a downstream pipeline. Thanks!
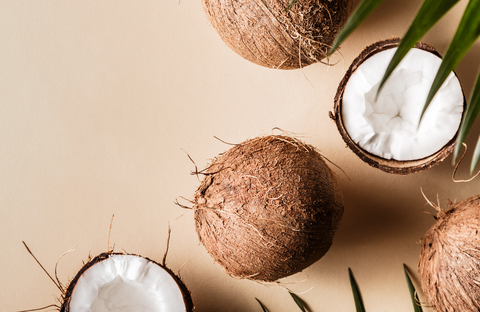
193;135;344;282
418;195;480;312
202;0;351;69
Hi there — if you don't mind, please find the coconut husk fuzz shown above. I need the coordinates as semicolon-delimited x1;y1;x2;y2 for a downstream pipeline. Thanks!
331;37;466;175
202;0;351;69
418;195;480;312
194;135;344;282
60;252;194;312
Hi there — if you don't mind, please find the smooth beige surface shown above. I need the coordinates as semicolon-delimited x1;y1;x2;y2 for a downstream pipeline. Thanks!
1;1;480;311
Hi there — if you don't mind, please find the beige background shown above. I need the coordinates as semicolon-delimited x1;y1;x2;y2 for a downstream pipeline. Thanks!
1;1;480;311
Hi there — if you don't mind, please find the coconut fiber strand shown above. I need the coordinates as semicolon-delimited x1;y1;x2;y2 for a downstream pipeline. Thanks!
194;135;344;282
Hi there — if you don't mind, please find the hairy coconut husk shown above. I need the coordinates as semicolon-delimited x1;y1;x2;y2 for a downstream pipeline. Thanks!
193;135;344;282
418;195;480;312
60;252;194;312
331;38;466;175
202;0;351;69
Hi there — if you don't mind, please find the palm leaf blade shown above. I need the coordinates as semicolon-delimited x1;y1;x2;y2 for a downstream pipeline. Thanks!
377;0;459;96
404;264;423;312
255;298;268;312
472;135;480;173
349;268;366;312
328;0;386;56
289;292;307;312
454;70;480;168
286;0;298;11
421;0;480;121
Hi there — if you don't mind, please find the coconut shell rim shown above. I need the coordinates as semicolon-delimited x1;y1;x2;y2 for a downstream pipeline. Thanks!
60;252;194;312
331;37;467;175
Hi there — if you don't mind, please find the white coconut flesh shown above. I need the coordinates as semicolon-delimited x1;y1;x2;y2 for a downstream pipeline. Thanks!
68;255;187;312
342;47;464;161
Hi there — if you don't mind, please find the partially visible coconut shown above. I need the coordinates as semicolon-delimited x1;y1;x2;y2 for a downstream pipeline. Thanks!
202;0;351;69
193;135;344;282
331;38;465;174
418;195;480;312
61;252;194;312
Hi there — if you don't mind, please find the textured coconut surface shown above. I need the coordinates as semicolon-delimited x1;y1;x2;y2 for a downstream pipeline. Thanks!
194;135;343;282
418;195;480;312
202;0;350;69
1;1;480;312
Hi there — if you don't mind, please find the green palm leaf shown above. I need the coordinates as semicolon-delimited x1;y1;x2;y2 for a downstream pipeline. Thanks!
255;298;269;312
454;69;480;172
289;292;307;312
421;0;480;121
404;264;423;312
349;268;366;312
377;0;460;97
472;135;480;173
285;0;298;11
328;0;386;56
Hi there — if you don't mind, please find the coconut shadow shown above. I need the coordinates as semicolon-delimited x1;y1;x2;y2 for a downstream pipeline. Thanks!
332;173;426;250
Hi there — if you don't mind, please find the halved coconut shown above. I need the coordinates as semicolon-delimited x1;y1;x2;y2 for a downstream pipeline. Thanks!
60;253;194;312
331;38;465;174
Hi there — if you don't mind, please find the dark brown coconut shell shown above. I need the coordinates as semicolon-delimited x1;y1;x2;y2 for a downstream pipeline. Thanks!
418;195;480;312
194;135;344;282
60;252;194;312
202;0;351;69
331;38;466;175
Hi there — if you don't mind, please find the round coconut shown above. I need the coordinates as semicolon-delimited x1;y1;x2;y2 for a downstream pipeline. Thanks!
331;38;466;175
60;252;194;312
193;135;344;282
418;195;480;312
202;0;351;69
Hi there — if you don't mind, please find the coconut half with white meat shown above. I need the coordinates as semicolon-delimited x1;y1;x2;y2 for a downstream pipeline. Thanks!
60;252;194;312
331;38;465;174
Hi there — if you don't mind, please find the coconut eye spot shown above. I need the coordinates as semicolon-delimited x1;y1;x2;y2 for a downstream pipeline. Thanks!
68;255;187;312
342;47;464;161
